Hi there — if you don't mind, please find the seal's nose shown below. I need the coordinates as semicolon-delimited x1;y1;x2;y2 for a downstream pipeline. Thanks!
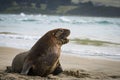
64;29;70;36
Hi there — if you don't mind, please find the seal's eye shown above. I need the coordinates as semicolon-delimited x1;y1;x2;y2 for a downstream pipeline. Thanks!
54;29;64;38
59;29;64;33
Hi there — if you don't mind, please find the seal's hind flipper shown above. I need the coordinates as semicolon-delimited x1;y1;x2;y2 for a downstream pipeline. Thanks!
21;61;32;75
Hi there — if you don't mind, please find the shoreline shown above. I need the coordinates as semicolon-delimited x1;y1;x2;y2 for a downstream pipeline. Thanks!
0;46;120;79
1;45;120;61
62;53;120;62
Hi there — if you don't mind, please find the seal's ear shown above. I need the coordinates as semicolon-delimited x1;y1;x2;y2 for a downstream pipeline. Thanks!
21;61;32;75
54;29;64;38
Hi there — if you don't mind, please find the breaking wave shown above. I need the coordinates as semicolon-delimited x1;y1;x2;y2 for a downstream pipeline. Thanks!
0;33;38;40
0;14;119;25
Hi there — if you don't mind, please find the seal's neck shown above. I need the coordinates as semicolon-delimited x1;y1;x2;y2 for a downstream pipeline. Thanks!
29;34;61;56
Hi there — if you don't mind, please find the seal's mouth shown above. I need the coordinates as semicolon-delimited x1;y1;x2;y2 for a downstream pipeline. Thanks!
60;30;70;44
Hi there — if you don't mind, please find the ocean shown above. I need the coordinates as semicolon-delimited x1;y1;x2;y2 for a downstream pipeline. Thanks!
0;13;120;60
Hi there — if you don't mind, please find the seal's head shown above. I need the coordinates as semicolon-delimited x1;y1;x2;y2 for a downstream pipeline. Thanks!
53;28;70;44
42;28;70;45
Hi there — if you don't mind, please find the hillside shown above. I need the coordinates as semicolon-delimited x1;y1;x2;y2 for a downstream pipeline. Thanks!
0;0;120;17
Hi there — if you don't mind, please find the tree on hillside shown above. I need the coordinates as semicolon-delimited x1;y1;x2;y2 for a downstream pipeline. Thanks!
0;0;13;10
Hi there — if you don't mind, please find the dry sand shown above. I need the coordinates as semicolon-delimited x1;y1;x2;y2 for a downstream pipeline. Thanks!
0;46;120;80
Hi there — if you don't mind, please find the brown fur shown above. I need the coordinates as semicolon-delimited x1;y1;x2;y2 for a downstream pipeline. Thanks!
10;28;70;76
11;52;28;73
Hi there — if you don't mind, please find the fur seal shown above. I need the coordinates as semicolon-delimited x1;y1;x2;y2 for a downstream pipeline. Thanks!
10;28;70;76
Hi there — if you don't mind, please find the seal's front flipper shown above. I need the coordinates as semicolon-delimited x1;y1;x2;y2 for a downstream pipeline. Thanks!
52;61;63;75
5;66;12;73
21;61;32;75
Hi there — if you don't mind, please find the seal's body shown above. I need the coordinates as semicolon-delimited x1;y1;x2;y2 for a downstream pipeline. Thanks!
11;28;70;76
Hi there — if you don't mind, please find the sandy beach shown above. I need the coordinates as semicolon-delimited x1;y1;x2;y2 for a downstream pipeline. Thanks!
0;46;120;80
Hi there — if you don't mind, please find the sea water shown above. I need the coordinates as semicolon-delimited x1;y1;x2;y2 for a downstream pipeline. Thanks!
0;14;120;60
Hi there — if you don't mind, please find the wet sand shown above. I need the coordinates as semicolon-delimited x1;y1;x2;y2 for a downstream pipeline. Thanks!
0;46;120;80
